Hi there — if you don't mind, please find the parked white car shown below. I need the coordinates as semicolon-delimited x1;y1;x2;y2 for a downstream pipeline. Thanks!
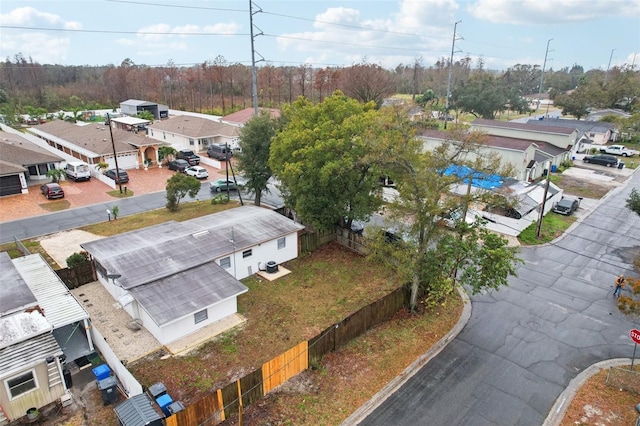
184;166;209;179
599;145;637;157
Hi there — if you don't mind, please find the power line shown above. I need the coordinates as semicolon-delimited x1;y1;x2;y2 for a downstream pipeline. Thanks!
0;25;249;37
106;0;246;13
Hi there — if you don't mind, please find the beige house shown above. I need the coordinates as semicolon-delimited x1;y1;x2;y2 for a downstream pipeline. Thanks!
26;120;166;170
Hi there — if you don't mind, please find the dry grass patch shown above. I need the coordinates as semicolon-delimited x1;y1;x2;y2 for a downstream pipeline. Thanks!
560;368;638;426
552;174;613;199
221;297;463;425
128;243;403;406
39;199;70;212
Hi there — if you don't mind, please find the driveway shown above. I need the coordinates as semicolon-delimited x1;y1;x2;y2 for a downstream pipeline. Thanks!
0;164;227;223
358;171;640;425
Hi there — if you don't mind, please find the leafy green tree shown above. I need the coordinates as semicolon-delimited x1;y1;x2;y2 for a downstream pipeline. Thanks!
626;188;640;217
165;173;201;211
554;88;592;119
367;122;521;310
158;146;177;164
415;89;439;107
46;168;65;183
137;110;155;122
270;91;383;230
450;73;512;119
235;111;279;206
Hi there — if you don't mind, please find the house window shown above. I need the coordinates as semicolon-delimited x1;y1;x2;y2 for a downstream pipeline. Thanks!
589;132;595;137
163;132;166;140
277;237;286;250
6;370;37;399
242;249;252;258
194;309;208;324
189;138;195;146
220;257;231;269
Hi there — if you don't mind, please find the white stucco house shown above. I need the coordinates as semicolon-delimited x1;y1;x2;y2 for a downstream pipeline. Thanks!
80;206;305;346
145;114;240;156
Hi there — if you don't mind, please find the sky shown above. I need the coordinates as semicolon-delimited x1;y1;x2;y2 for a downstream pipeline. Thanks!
1;0;639;72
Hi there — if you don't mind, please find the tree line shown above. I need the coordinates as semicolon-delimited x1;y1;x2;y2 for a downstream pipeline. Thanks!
1;53;638;124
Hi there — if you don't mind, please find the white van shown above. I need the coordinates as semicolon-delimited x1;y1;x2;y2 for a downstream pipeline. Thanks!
65;161;91;181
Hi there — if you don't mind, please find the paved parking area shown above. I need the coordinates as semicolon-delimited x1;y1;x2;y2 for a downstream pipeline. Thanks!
0;163;226;223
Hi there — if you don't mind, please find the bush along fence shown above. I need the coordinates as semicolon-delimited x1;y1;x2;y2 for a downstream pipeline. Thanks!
164;285;410;426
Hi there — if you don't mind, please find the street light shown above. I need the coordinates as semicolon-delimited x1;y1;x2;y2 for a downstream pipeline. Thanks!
105;114;123;194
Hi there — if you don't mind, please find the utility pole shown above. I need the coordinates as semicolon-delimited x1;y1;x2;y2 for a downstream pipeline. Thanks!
604;48;616;84
444;20;462;130
535;161;552;238
536;38;553;112
249;1;264;117
105;114;123;194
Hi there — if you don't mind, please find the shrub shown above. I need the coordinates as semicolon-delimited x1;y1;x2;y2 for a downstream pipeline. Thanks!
66;251;89;268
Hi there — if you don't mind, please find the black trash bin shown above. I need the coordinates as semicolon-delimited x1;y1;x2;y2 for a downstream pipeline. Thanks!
618;161;625;169
97;376;118;405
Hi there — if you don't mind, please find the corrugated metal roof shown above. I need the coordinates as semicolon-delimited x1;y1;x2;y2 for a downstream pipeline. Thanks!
82;206;304;290
12;254;89;328
114;393;164;426
129;261;248;326
0;332;62;378
0;252;38;314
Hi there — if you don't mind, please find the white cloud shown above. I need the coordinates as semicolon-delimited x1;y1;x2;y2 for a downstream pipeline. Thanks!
468;0;640;25
0;7;78;64
276;0;459;67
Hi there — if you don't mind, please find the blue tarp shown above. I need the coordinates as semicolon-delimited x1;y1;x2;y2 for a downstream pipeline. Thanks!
444;165;503;190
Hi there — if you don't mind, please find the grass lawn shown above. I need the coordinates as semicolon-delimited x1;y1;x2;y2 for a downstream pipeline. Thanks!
128;242;462;425
518;212;576;245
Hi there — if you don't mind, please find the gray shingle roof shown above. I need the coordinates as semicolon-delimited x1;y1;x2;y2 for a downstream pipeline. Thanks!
29;121;144;156
148;115;239;138
129;261;248;326
81;206;304;290
0;131;64;175
526;117;613;133
472;118;576;135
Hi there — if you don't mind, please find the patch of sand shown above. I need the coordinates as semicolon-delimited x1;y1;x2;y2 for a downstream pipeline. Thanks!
38;229;104;268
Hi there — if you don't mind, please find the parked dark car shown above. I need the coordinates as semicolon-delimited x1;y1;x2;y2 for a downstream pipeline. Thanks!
176;149;200;165
168;159;189;172
105;168;129;184
209;178;238;192
553;197;579;215
41;183;65;199
583;154;620;167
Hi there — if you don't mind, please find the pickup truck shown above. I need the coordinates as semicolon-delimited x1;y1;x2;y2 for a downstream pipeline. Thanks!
599;145;637;157
176;149;201;165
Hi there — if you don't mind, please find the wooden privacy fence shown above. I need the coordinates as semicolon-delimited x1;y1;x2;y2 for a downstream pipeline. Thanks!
298;228;335;253
163;287;409;425
55;260;97;289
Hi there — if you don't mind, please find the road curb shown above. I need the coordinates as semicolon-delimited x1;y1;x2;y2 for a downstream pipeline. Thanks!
341;287;472;425
542;358;633;426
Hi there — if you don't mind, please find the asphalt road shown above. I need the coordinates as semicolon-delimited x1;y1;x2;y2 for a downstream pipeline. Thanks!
359;172;640;425
0;181;286;245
